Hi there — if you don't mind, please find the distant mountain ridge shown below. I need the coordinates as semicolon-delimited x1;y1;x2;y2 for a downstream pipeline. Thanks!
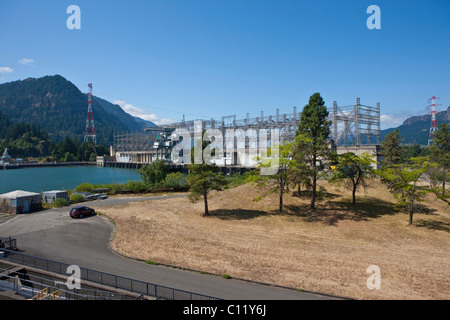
381;106;450;145
0;75;157;145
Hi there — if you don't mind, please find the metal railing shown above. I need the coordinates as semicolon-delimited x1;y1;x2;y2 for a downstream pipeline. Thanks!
0;249;221;300
0;237;17;250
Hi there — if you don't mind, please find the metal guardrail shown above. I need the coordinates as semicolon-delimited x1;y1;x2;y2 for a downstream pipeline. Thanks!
0;249;221;300
0;237;17;250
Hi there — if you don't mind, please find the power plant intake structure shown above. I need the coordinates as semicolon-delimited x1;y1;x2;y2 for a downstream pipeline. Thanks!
98;98;382;170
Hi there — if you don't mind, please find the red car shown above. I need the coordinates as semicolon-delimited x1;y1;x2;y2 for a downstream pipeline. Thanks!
69;206;96;218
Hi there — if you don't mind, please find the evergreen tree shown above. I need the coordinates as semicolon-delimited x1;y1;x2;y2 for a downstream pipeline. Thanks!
381;129;401;166
429;123;450;196
295;93;332;209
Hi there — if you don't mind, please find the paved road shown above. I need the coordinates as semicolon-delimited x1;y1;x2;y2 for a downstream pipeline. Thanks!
0;195;340;300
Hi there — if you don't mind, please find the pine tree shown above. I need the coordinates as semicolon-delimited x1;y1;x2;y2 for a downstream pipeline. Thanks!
381;129;401;166
295;93;332;209
430;123;450;197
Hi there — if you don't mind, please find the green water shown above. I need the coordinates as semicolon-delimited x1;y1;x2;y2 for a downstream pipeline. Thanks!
0;166;142;194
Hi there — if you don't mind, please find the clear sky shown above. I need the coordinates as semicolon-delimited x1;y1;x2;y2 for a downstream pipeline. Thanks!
0;0;449;128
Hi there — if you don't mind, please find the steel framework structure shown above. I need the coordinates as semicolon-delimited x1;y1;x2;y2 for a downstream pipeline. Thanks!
111;98;381;166
427;96;440;146
84;83;96;144
331;98;381;147
162;98;381;147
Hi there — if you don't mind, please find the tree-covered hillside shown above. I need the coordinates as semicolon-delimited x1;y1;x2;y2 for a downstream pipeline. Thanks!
381;107;450;145
0;110;53;158
0;75;157;146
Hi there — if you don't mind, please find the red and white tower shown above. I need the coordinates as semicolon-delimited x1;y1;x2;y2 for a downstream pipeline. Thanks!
427;96;441;146
84;83;96;144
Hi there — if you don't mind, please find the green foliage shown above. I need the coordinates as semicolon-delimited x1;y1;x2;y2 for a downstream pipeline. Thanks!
381;129;401;166
400;144;429;162
123;181;148;193
74;182;95;193
70;194;85;203
163;172;187;188
50;137;108;162
53;198;69;208
0;75;154;146
139;159;168;187
429;123;450;197
253;142;299;213
0;110;53;158
295;93;333;209
377;157;436;225
329;152;377;205
64;152;74;162
187;163;228;216
227;170;257;188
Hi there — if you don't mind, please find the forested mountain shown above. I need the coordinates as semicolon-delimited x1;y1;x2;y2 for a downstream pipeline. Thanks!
0;75;157;146
381;107;450;145
0;110;53;158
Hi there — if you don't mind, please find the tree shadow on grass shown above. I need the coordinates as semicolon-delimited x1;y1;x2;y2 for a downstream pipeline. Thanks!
291;189;340;201
284;197;399;226
413;203;439;215
208;209;269;220
415;219;450;232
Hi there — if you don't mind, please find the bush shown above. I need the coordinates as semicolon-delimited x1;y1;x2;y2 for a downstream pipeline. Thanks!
70;194;85;203
123;181;148;193
139;159;168;186
74;182;94;193
99;183;123;195
228;170;258;188
53;198;69;207
163;172;187;188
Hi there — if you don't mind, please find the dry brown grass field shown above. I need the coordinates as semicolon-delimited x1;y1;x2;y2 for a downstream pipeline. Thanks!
94;179;450;300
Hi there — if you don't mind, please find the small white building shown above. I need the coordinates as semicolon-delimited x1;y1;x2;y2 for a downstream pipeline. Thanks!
0;190;42;214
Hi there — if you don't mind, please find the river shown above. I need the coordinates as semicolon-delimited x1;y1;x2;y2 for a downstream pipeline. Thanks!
0;166;142;194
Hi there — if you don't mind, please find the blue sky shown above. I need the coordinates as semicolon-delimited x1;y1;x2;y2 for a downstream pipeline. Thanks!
0;0;449;128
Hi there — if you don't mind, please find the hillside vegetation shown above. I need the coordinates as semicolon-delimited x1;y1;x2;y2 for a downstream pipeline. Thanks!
0;75;156;146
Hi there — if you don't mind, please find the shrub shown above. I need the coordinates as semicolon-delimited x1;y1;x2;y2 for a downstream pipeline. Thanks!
101;183;123;195
163;172;187;188
74;182;94;193
139;159;168;186
53;198;69;207
70;194;85;203
123;181;148;193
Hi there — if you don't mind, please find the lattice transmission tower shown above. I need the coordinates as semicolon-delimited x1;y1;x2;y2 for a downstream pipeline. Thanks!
427;96;440;146
84;83;96;145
